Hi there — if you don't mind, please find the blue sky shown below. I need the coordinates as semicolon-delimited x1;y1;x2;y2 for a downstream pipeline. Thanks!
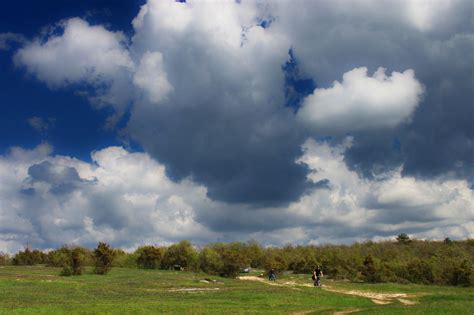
0;1;145;161
0;0;472;253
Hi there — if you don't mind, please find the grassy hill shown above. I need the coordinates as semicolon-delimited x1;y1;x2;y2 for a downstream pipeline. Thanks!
0;266;472;314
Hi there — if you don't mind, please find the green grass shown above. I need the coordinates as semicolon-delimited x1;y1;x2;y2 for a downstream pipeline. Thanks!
0;266;472;314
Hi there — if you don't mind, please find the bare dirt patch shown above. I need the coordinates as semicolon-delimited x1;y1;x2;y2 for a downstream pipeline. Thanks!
168;287;221;293
332;308;362;315
237;276;418;306
237;276;304;290
397;298;419;305
323;287;417;305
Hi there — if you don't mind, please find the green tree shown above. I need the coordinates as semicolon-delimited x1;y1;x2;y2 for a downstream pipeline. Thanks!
448;259;473;286
406;259;434;284
199;247;224;275
361;255;381;283
396;233;411;244
263;249;288;273
219;248;245;278
136;246;165;269
60;246;87;276
0;252;10;266
94;242;115;275
12;247;45;266
162;240;198;271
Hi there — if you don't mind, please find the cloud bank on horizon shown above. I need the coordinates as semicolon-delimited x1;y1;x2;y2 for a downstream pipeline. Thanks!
0;0;473;252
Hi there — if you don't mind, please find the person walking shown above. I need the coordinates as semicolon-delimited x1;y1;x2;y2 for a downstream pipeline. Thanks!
268;268;276;281
312;265;323;287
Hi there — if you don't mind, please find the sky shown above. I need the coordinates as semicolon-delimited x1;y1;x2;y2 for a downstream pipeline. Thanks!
0;0;473;253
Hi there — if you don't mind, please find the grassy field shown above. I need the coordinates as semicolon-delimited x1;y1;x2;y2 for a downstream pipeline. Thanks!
0;266;472;314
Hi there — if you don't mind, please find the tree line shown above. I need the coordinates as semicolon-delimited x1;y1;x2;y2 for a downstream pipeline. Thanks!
0;235;472;286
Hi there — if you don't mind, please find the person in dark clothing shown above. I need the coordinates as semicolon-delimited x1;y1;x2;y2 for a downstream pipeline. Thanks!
312;266;323;287
268;268;276;281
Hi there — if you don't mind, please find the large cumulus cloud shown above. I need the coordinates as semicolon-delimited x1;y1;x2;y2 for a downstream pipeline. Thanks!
0;144;217;253
272;0;473;179
14;0;447;206
1;143;472;253
298;67;424;133
5;0;473;248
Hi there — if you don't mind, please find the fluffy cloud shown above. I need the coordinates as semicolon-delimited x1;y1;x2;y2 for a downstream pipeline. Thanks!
15;18;133;86
14;18;134;114
0;145;217;253
1;143;472;253
5;0;473;247
133;51;173;104
13;0;473;205
13;1;472;197
272;0;473;179
298;67;424;133
293;138;474;243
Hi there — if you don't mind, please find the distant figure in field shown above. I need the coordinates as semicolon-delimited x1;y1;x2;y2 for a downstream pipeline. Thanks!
312;266;323;287
268;268;276;281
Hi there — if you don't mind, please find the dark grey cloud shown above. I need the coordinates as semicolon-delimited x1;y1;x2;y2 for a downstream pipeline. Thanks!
344;40;474;181
1;141;473;254
272;1;473;182
4;1;473;253
27;161;89;195
15;1;473;208
128;104;313;205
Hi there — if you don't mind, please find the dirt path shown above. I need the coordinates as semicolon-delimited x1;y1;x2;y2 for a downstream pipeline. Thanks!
168;287;221;292
237;276;418;306
322;287;417;305
238;275;310;287
332;308;362;315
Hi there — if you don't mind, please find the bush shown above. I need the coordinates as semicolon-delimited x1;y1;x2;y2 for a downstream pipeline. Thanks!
0;252;10;265
244;240;265;268
263;250;288;274
219;248;244;278
112;249;138;268
136;246;165;269
290;255;318;274
199;247;224;275
57;246;88;276
48;247;72;267
162;241;198;271
446;259;473;286
12;248;45;266
361;255;381;283
406;259;434;284
94;242;115;275
396;233;412;244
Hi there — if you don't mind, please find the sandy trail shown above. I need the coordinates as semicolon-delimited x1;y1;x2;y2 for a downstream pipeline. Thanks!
237;276;418;306
322;287;417;305
332;308;362;315
168;287;221;292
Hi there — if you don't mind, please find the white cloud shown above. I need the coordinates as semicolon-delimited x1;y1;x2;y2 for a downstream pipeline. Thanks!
14;18;134;112
4;0;473;250
1;142;472;253
15;18;133;85
133;51;173;104
0;145;217;253
293;138;474;241
404;0;456;32
298;67;424;133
